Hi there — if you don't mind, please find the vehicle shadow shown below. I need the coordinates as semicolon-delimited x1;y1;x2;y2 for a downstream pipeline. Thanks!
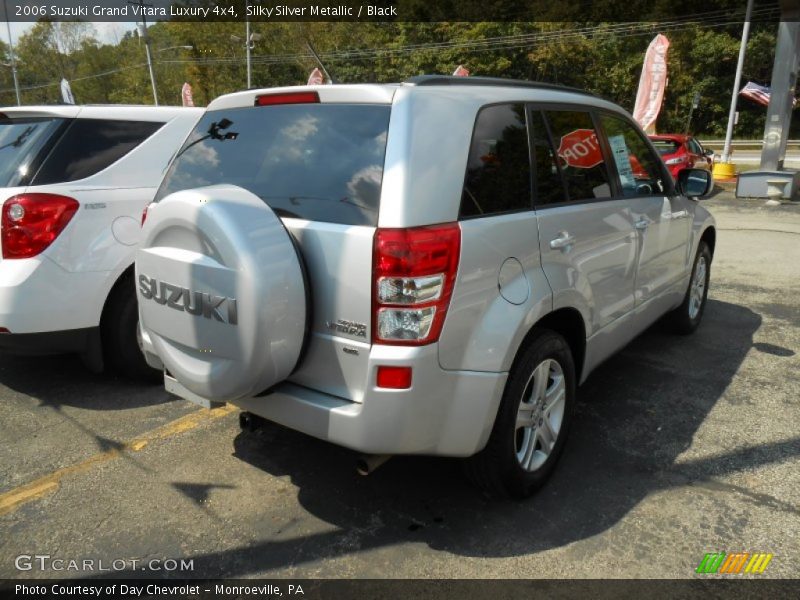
102;298;793;577
0;353;172;410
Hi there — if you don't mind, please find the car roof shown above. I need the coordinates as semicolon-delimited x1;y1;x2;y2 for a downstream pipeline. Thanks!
405;75;600;98
0;105;202;121
649;134;690;142
207;76;620;114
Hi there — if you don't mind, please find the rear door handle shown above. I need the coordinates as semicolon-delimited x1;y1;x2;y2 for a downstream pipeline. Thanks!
550;231;576;250
670;210;689;220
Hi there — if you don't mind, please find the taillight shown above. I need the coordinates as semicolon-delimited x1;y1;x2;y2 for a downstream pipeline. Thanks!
372;223;461;345
2;194;79;259
254;91;320;106
141;203;151;226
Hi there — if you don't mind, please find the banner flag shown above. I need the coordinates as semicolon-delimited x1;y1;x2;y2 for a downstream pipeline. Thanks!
60;79;75;105
307;68;324;85
181;82;194;107
633;34;670;134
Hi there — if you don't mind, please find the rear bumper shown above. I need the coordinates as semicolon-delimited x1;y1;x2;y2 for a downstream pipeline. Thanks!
0;256;108;333
164;343;508;457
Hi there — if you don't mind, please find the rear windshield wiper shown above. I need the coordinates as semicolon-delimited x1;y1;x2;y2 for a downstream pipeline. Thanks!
0;125;35;152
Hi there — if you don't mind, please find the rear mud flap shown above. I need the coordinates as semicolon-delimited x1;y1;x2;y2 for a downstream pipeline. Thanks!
165;373;225;409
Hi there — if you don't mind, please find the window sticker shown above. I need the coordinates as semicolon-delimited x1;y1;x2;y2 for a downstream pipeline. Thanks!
608;134;636;191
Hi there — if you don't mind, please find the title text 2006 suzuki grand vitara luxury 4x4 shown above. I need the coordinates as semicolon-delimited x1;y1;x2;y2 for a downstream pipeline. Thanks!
137;77;716;497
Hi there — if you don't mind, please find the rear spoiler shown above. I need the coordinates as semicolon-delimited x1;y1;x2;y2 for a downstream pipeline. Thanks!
0;107;82;120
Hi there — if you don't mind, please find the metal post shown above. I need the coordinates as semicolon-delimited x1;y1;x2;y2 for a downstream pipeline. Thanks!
685;91;701;135
142;19;158;105
130;0;158;105
721;0;754;164
3;1;21;105
759;20;800;170
245;0;252;89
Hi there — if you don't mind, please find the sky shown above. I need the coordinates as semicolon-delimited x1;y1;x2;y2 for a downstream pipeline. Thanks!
4;21;137;47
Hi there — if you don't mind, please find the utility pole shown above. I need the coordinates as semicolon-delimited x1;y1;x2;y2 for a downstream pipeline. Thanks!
245;0;252;88
684;91;701;135
129;0;158;105
721;0;754;165
3;1;21;105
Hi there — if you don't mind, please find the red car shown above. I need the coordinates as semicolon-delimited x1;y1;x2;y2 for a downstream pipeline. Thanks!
649;134;714;180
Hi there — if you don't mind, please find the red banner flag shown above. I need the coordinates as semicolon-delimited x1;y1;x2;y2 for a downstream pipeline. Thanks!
633;34;670;134
307;68;324;85
181;82;194;107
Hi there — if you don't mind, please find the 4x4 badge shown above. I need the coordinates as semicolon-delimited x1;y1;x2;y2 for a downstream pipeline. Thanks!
138;274;238;325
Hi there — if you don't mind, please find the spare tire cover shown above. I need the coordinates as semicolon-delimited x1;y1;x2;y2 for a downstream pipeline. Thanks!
136;185;307;402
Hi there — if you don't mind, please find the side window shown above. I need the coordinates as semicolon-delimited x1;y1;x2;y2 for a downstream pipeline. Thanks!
545;111;612;201
528;110;568;206
460;103;531;218
32;119;164;185
598;114;666;197
689;138;704;155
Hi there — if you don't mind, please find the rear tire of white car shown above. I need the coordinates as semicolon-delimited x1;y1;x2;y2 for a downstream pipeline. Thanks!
464;329;576;499
102;275;161;383
667;241;711;335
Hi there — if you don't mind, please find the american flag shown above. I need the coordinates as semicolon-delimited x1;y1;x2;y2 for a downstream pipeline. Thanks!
739;81;797;108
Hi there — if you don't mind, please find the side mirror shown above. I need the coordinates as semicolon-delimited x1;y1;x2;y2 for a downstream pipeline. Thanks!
677;168;712;198
704;148;715;157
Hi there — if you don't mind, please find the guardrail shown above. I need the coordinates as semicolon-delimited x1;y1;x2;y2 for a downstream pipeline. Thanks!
700;140;800;148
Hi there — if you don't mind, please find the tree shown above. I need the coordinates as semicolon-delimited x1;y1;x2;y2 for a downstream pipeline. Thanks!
0;18;790;140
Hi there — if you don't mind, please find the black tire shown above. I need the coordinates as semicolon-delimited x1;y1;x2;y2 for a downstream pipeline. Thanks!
464;329;576;499
101;274;162;383
667;241;711;335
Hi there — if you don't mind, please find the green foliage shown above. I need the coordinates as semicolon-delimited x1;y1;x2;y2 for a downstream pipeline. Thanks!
0;19;793;139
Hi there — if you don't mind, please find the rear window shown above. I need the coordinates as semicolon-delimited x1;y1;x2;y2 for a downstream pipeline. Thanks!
32;119;164;185
651;139;681;156
0;117;66;187
157;104;391;227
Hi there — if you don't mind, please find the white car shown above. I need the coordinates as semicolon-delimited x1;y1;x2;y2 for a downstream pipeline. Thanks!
0;105;202;380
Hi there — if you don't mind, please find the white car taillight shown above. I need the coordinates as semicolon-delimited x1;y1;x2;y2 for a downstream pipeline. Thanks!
372;224;460;345
2;193;79;259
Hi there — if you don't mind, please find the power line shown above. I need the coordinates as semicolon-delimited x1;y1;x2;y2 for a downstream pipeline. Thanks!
0;8;780;95
165;9;780;66
5;63;149;92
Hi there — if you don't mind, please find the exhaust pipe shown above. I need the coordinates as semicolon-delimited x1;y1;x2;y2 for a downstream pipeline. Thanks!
356;454;391;476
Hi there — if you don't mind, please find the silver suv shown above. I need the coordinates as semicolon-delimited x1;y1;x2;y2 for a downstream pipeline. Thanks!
137;76;716;498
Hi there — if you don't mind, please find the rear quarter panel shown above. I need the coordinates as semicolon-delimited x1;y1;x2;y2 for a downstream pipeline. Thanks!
438;212;553;372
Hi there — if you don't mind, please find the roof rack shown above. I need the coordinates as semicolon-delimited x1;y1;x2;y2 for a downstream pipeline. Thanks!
403;75;599;98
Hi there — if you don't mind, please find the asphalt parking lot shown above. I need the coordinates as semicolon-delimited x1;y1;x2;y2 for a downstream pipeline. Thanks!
1;190;798;580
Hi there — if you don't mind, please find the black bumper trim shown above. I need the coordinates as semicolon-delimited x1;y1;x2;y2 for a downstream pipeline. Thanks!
0;327;99;356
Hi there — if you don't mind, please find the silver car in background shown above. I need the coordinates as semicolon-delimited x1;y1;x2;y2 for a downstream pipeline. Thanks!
136;76;716;497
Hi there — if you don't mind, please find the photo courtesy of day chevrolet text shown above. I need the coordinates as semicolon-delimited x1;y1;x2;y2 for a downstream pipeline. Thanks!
13;583;304;597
